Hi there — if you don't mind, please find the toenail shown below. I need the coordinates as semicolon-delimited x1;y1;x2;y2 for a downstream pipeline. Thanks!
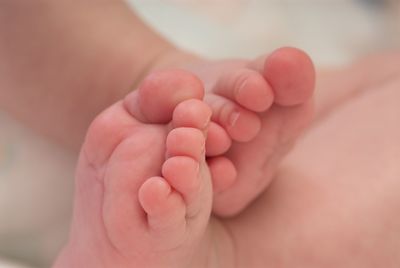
196;162;200;174
229;112;240;127
202;115;211;129
236;79;248;98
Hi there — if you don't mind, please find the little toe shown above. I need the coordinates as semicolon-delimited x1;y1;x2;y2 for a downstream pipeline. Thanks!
205;122;232;156
262;47;316;106
205;94;261;142
124;69;205;124
139;176;186;234
162;156;201;207
213;68;274;112
207;156;237;194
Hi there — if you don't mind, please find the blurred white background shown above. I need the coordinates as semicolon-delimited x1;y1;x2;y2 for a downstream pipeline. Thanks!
0;0;398;267
132;0;399;64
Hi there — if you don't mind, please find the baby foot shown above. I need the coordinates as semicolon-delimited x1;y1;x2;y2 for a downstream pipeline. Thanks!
186;47;316;216
54;71;229;268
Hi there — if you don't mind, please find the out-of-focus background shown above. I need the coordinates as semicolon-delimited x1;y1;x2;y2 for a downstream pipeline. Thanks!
0;0;399;267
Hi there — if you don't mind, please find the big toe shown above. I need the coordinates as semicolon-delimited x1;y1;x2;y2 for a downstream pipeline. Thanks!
261;47;315;106
124;69;205;123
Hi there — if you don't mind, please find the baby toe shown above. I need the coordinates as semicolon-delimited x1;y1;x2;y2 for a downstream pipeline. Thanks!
207;156;237;194
213;68;274;112
205;94;261;142
139;177;187;236
263;47;315;106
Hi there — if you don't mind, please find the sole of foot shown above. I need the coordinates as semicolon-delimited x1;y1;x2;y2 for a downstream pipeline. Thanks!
55;70;223;268
200;47;316;216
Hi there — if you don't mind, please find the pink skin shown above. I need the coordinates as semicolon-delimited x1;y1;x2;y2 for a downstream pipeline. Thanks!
54;46;316;266
225;54;400;267
182;47;316;216
54;72;230;268
55;52;400;268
